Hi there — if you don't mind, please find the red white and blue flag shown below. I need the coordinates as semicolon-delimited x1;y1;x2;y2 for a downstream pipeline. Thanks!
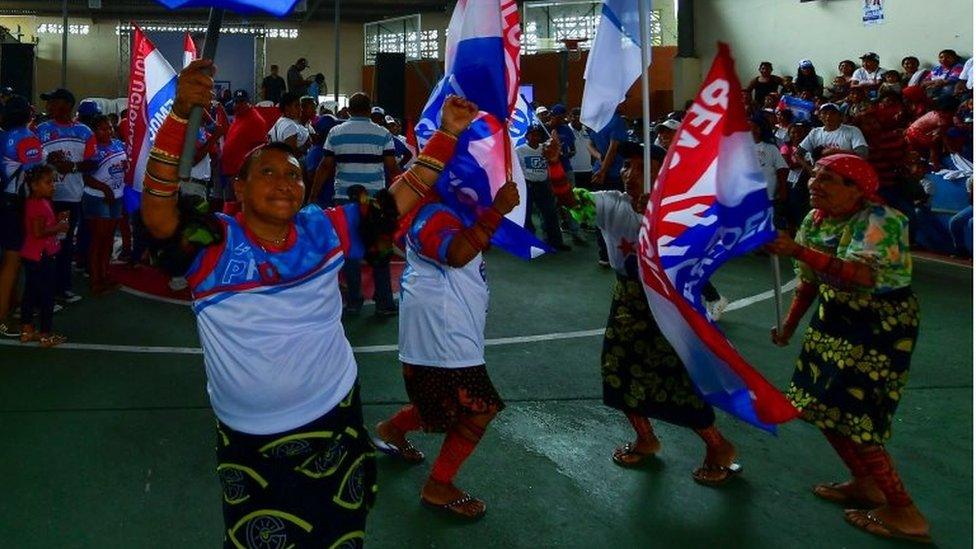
414;0;549;259
123;27;178;213
638;43;798;431
182;32;198;68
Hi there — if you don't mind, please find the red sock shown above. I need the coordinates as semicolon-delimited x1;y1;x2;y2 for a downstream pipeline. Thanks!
859;446;913;507
626;412;654;440
389;404;422;434
823;430;870;478
430;422;483;484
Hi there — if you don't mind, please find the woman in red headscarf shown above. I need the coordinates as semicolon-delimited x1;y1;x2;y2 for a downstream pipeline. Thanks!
766;154;930;543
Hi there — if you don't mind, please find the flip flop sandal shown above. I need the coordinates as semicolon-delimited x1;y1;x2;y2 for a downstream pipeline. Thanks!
420;493;486;520
39;334;67;348
370;434;425;463
692;462;743;487
844;509;932;544
813;483;885;509
611;442;657;468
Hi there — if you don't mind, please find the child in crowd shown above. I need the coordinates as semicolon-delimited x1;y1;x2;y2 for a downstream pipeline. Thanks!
826;76;849;101
879;70;903;96
780;75;796;96
843;86;873;122
780;122;813;233
19;164;68;347
774;109;794;146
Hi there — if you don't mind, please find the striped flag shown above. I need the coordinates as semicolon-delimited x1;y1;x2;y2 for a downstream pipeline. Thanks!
123;27;178;213
638;43;798;432
415;0;549;259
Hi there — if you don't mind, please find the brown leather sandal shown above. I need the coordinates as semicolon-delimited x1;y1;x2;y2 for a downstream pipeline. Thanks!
813;482;885;509
692;462;742;487
611;442;658;468
371;434;425;464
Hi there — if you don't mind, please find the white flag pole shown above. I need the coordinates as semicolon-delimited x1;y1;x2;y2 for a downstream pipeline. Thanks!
770;254;784;332
638;0;653;194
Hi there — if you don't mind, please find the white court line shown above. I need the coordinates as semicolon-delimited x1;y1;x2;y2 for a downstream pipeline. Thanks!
0;280;798;355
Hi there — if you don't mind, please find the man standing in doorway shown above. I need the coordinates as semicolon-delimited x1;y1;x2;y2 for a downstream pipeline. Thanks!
287;58;313;97
261;65;286;104
312;92;402;316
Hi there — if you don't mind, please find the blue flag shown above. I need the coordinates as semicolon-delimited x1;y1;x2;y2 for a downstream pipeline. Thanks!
155;0;300;17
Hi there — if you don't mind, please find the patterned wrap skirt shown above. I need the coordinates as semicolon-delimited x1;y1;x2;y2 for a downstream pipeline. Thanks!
403;363;506;433
216;382;377;549
601;276;715;430
787;285;920;445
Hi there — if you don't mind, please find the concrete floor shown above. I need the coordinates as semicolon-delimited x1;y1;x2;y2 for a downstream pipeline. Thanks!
0;247;971;548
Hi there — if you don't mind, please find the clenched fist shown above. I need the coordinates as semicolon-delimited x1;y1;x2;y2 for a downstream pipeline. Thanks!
492;180;520;216
173;59;216;119
439;95;480;136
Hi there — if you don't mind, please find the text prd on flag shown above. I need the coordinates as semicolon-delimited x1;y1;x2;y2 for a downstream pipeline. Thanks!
638;43;799;431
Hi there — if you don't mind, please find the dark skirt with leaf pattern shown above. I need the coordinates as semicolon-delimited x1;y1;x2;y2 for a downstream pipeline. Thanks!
601;276;715;430
787;284;919;445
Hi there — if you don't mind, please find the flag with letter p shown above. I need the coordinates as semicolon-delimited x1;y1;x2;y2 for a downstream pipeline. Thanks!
638;43;798;432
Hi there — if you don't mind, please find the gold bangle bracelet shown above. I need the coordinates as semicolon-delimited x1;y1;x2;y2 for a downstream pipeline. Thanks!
168;111;190;125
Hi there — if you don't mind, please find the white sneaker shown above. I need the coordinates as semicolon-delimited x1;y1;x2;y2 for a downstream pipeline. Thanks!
168;277;189;291
53;304;64;314
61;291;82;304
706;295;729;321
0;322;19;337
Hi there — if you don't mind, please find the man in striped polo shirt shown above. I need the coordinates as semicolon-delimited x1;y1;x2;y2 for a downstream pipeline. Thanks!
312;92;401;316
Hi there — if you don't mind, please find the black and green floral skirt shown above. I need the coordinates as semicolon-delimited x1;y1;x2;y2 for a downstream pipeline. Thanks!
787;285;919;445
601;276;715;430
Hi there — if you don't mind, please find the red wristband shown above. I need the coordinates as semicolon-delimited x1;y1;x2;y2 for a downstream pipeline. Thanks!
476;206;504;232
151;113;190;158
419;130;458;168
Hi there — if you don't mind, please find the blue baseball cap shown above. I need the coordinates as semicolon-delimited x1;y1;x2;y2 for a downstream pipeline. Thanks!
76;100;101;117
550;104;567;116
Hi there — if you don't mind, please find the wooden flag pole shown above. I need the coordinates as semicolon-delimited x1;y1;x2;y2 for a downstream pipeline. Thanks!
178;7;223;181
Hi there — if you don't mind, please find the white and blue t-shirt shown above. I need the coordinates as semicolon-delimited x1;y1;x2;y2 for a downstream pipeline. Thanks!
84;139;127;199
185;204;365;435
2;126;43;195
36;120;96;203
399;202;489;368
323;117;395;198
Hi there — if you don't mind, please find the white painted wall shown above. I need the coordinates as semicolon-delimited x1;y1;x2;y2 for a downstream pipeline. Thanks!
694;0;973;84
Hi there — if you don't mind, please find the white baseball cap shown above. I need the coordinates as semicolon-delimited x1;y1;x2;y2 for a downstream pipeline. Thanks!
371;106;385;115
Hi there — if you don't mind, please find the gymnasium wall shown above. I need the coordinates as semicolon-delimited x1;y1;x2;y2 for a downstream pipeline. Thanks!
694;0;974;84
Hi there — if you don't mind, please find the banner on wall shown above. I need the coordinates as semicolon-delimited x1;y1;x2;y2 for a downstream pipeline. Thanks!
862;0;885;26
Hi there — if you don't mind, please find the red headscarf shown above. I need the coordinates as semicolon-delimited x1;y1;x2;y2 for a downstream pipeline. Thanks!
815;153;883;202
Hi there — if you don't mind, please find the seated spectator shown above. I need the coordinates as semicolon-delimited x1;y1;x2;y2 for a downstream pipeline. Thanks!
774;109;793;146
858;112;908;192
794;59;824;97
905;95;960;170
851;52;885;92
780;122;813;232
780;75;796;96
875;89;910;130
794;103;869;171
746;61;783;106
902;85;931;121
838;59;857;83
913;174;956;253
841;87;873;122
901;56;928;87
923;49;965;98
826;75;850;101
879;70;903;96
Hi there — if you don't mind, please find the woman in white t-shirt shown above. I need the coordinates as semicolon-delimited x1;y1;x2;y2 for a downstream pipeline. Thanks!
372;181;520;520
268;91;310;154
82;115;127;295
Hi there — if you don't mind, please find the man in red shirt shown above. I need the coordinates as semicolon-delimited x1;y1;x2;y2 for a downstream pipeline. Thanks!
220;90;268;209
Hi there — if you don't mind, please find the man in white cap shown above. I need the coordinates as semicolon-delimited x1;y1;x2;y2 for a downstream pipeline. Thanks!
535;105;551;127
654;118;680;150
371;106;386;126
852;53;885;91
